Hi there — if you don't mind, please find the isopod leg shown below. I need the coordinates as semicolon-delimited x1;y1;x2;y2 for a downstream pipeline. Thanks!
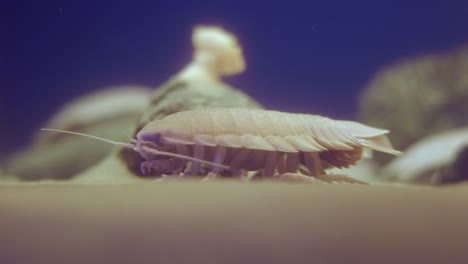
303;152;324;176
190;144;205;175
229;148;250;168
277;154;286;174
176;144;190;156
284;153;299;172
211;145;227;174
264;152;278;177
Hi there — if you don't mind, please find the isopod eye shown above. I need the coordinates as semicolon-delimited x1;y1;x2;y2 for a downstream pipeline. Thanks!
140;133;162;145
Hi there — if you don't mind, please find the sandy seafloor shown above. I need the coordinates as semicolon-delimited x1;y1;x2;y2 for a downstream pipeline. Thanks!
1;179;468;263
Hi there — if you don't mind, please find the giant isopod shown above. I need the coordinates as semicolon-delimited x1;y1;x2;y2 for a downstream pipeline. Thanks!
43;107;401;184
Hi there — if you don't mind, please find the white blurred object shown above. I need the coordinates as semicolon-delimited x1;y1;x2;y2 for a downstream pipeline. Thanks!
381;127;468;183
177;26;246;83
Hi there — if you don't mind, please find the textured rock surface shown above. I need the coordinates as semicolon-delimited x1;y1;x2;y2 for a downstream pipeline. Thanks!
359;45;468;164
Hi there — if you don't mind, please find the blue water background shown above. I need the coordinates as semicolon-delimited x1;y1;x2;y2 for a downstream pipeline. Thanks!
2;1;468;153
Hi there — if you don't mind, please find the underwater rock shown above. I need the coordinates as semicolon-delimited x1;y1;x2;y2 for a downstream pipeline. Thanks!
118;26;262;178
359;45;468;164
381;127;468;184
73;26;262;183
4;86;151;180
133;25;261;132
37;86;151;144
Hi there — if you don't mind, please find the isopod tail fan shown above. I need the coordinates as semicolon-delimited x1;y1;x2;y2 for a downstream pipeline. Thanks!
40;128;231;170
358;135;402;156
337;121;402;156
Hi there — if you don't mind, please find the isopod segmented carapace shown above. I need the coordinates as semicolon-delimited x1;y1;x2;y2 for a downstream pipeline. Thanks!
43;107;401;183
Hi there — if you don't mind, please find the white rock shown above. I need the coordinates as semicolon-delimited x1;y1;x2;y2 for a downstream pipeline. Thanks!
382;127;468;183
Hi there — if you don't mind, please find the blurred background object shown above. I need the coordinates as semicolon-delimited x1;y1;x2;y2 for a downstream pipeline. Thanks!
4;86;151;180
359;44;468;185
359;45;468;163
381;127;468;185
